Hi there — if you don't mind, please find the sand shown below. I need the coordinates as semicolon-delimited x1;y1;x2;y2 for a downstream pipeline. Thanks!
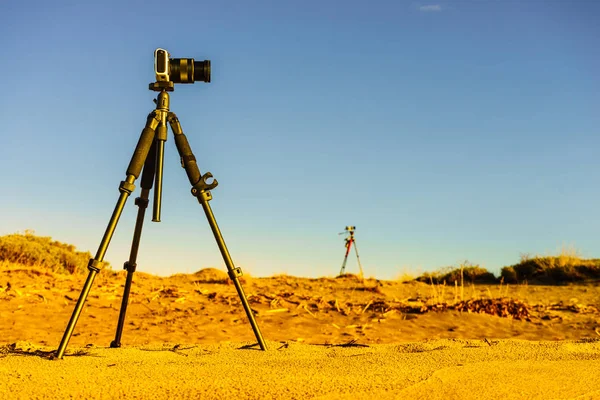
1;266;599;399
2;339;600;399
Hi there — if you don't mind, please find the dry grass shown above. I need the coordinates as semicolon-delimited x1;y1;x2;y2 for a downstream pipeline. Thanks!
407;248;600;287
501;247;600;284
395;266;417;283
3;231;599;288
415;261;496;285
0;230;111;275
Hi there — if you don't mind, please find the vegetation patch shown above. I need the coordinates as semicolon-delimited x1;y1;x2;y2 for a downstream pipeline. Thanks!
416;262;497;285
0;230;109;275
501;252;600;284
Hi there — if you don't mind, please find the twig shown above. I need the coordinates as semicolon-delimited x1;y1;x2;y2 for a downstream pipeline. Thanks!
303;304;317;318
277;342;289;350
361;300;373;314
266;308;289;313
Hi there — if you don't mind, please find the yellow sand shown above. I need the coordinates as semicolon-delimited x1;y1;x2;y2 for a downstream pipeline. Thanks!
2;339;599;399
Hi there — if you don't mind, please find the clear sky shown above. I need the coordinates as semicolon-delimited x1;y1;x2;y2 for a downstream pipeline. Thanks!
1;0;598;279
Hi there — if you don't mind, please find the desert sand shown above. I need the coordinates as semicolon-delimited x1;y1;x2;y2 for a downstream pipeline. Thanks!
1;265;600;399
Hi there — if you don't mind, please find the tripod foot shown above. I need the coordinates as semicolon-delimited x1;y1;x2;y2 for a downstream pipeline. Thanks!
110;340;121;348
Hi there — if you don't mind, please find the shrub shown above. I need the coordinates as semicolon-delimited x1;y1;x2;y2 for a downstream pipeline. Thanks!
0;230;108;274
448;266;496;284
500;266;518;283
416;263;497;284
504;249;600;284
577;262;600;279
512;259;543;281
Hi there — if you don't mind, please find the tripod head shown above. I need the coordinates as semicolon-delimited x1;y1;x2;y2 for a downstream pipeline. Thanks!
339;226;357;248
149;48;211;92
142;48;213;221
339;225;356;236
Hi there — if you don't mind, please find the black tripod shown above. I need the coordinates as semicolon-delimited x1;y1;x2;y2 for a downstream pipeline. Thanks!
55;83;267;359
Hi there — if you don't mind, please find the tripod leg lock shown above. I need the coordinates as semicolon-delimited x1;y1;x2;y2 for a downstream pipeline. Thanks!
191;173;218;202
228;267;244;280
193;190;212;202
119;180;136;195
87;259;101;273
123;261;137;272
191;172;219;194
134;197;149;208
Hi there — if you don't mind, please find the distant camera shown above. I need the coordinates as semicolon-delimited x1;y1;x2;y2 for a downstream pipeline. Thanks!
154;48;211;84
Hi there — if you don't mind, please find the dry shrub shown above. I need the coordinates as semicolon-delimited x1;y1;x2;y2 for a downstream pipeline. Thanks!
0;230;109;275
447;265;496;284
395;267;416;283
396;273;415;283
416;262;497;285
502;247;600;284
500;266;518;283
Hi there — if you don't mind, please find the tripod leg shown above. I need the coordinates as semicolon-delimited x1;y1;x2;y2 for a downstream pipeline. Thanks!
152;120;167;222
201;200;267;350
56;112;159;359
111;142;157;348
168;113;268;351
353;240;364;279
340;239;352;275
340;255;349;275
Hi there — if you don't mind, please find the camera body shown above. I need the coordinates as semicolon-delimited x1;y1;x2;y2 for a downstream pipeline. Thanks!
152;48;211;89
154;49;171;82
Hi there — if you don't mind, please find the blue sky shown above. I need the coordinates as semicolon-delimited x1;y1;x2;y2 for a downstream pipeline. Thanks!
1;0;598;279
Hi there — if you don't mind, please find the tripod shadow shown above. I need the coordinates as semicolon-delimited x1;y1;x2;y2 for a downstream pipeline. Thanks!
312;339;370;348
237;343;264;351
1;343;91;360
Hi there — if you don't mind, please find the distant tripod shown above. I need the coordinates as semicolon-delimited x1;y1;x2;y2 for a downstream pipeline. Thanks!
55;49;267;359
339;226;364;277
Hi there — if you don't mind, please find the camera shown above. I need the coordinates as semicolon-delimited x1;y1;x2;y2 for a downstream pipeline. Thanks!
154;48;211;84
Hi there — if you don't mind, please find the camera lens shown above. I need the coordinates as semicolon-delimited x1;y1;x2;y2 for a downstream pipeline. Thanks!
193;60;211;83
170;58;211;83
